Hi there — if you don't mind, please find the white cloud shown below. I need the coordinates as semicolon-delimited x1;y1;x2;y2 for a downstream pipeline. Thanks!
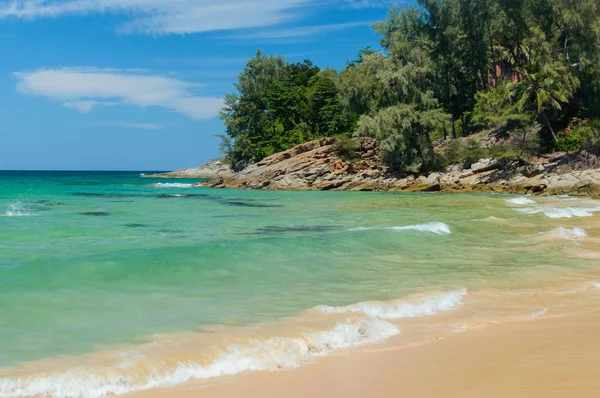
0;0;314;34
228;21;374;40
14;67;223;119
96;121;164;130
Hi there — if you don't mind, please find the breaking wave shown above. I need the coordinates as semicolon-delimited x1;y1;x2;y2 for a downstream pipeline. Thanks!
506;197;536;206
506;196;600;218
0;318;398;398
318;289;467;319
350;222;451;235
517;206;600;219
3;201;30;217
540;227;587;240
152;183;194;188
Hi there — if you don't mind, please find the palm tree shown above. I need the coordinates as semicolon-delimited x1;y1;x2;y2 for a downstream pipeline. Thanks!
509;64;579;142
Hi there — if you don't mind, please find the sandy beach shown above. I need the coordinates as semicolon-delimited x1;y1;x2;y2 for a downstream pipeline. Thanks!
129;309;600;398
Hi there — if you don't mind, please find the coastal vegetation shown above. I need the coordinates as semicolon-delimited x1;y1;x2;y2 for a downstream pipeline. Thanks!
218;0;600;174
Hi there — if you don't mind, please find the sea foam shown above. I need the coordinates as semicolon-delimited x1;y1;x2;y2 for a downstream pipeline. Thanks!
152;183;194;188
540;227;587;240
351;222;451;235
4;201;30;217
506;197;536;206
506;196;600;218
0;318;398;398
517;206;599;219
318;289;467;319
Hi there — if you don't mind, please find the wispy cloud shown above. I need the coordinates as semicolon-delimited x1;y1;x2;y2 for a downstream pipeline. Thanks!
227;21;373;40
14;67;223;119
95;121;164;130
0;0;312;34
0;1;389;35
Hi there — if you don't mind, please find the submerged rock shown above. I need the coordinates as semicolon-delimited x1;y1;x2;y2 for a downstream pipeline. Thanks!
79;212;110;216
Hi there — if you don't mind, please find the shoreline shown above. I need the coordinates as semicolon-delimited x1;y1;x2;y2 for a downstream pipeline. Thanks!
128;309;600;398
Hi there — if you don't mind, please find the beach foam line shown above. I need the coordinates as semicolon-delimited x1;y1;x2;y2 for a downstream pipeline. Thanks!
556;281;600;296
152;183;195;188
0;317;399;398
318;289;467;319
350;222;451;235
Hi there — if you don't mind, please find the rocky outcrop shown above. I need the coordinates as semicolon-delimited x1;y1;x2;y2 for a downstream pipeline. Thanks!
146;159;234;179
158;138;600;197
201;138;386;191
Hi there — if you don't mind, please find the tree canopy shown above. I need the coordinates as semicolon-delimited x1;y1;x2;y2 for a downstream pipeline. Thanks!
219;0;600;172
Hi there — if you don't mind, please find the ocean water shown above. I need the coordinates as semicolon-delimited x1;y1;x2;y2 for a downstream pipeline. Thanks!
2;171;600;397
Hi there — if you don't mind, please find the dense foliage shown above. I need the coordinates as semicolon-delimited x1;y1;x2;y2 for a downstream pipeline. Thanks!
219;0;600;172
218;51;356;166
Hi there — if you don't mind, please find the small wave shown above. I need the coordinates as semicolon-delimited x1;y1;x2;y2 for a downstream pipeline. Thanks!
350;222;451;235
152;183;194;188
0;318;398;398
517;207;598;219
556;281;600;295
506;197;536;206
318;289;467;319
540;227;587;240
4;201;30;217
529;308;548;318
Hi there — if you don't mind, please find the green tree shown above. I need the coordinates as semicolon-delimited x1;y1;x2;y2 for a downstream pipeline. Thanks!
509;63;579;142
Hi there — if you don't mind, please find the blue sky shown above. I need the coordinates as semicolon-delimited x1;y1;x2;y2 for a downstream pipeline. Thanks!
0;0;407;171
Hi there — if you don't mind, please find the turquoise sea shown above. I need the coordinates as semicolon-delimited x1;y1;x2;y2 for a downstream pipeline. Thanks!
2;171;600;397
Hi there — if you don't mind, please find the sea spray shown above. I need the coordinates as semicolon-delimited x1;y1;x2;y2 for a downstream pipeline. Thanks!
0;318;399;398
4;201;29;217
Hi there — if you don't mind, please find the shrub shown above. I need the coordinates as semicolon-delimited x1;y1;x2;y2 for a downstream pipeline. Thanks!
333;135;361;163
461;139;487;168
488;143;520;162
578;118;600;153
442;139;462;164
557;134;585;152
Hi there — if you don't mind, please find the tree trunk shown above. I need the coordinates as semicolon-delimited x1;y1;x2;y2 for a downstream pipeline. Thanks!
542;113;558;142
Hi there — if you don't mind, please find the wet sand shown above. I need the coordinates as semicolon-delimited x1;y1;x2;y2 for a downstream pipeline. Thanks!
131;309;600;398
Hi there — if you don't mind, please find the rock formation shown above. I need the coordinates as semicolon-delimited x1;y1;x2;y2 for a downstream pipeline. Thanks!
150;138;600;196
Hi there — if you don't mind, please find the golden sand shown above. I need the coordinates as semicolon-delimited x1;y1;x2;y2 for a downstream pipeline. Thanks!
128;310;600;398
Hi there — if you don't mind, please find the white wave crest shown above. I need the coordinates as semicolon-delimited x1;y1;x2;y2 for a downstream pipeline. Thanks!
529;308;548;318
152;183;194;188
540;227;587;240
506;197;536;206
0;318;398;398
517;207;598;219
4;201;30;217
351;222;451;235
318;289;467;319
556;281;600;295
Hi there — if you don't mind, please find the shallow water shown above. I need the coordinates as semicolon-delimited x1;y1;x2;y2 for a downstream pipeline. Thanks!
1;171;600;397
